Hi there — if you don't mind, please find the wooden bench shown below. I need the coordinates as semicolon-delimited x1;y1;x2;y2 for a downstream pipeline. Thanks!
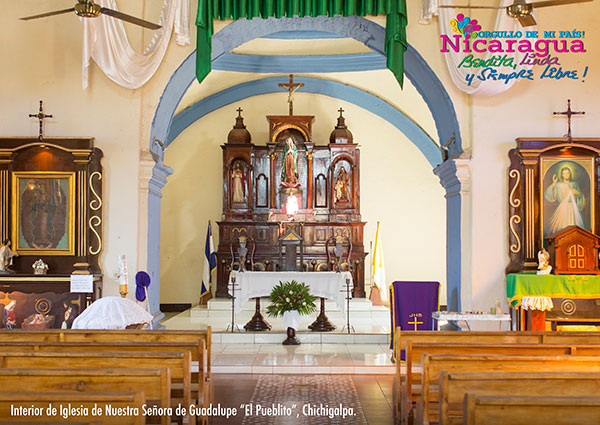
399;342;600;425
0;351;193;424
0;340;207;408
0;391;146;424
440;372;600;425
0;328;212;381
0;368;171;425
416;354;600;425
463;394;600;425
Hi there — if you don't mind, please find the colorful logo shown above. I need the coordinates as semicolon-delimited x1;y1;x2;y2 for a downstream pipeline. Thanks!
450;14;482;39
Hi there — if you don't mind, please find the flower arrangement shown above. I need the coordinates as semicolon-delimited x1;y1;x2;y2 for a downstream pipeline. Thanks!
266;280;317;317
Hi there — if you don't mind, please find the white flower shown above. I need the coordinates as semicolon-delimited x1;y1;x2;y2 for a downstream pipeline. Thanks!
285;297;290;302
289;290;293;294
303;302;306;306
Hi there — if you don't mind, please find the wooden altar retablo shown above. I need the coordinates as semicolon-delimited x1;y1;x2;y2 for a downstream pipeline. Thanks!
216;96;366;298
546;225;600;275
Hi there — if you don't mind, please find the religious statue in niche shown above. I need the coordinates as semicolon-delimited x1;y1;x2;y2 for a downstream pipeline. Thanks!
232;162;246;203
335;166;350;202
281;138;300;188
541;158;593;238
0;239;18;274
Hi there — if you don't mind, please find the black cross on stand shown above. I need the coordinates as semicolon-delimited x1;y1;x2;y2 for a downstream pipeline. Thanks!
338;107;344;116
29;100;53;140
553;99;585;141
278;74;304;116
236;107;243;116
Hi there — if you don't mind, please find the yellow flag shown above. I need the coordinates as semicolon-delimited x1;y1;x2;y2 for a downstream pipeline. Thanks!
371;221;388;303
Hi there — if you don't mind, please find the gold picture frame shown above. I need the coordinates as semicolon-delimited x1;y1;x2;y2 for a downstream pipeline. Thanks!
540;156;595;242
11;171;75;255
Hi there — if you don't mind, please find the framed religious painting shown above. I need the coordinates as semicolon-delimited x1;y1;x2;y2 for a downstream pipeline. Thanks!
11;171;76;255
540;156;595;242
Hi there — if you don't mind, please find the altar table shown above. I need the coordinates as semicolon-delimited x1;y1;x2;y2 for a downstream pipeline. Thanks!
228;270;353;314
506;273;600;330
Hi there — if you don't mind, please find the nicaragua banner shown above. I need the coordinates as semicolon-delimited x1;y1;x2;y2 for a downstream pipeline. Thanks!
201;221;217;297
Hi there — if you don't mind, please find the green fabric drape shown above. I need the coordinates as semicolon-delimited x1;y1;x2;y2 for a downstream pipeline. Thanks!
195;0;408;87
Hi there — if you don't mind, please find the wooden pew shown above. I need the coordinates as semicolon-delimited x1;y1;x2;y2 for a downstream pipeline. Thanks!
0;368;171;425
0;351;193;424
0;391;146;424
463;394;600;425
0;340;206;408
400;342;600;425
0;328;212;381
440;372;600;425
416;354;600;425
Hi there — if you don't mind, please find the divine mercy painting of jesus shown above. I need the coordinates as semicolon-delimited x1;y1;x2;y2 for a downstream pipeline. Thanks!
541;157;594;239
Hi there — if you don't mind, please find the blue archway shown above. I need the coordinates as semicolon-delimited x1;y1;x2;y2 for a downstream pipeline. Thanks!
146;16;465;322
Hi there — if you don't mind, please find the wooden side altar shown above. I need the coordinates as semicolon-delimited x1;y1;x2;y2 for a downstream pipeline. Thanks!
0;133;103;328
506;106;600;330
215;98;367;302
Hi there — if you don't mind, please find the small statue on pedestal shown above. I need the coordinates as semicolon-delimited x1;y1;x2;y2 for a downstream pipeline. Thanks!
537;248;552;275
0;239;18;274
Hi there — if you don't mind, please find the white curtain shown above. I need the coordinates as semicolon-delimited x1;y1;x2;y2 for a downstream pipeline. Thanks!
82;0;190;89
421;0;534;95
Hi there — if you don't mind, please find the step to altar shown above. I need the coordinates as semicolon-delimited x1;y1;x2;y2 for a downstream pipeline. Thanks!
162;298;391;344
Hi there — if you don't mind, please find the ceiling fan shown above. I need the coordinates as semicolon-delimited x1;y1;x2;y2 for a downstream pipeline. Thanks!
20;0;161;30
439;0;593;27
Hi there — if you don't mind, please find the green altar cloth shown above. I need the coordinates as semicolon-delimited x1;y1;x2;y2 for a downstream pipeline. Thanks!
195;0;408;86
506;273;600;307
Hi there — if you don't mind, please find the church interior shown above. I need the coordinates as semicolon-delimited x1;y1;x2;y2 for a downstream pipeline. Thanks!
1;0;600;424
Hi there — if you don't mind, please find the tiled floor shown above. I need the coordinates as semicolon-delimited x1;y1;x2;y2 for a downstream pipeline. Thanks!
209;374;394;425
211;343;395;374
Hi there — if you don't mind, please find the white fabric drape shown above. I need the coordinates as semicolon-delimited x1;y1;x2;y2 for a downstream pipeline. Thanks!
420;0;535;95
82;0;190;89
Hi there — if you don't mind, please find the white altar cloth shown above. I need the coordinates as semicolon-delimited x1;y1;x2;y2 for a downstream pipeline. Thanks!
228;271;353;314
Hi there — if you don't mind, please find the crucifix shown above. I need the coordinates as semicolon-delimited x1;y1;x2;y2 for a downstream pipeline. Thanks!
278;74;304;116
553;99;585;141
29;100;53;140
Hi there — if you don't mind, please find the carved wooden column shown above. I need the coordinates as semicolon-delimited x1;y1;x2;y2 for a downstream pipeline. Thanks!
0;152;10;242
506;148;524;273
306;150;314;209
521;153;540;271
268;150;276;208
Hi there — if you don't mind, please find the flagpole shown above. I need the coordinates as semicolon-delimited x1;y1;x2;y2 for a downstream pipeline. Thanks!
369;240;373;293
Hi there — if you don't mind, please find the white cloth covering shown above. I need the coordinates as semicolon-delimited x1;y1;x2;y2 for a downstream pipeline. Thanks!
82;0;190;89
521;296;554;311
420;0;534;95
72;296;153;329
228;271;353;315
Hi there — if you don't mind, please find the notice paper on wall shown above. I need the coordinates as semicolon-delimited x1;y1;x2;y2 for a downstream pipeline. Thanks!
71;274;93;293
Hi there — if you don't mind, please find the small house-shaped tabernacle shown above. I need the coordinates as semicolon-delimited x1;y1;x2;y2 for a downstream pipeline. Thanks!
546;226;600;275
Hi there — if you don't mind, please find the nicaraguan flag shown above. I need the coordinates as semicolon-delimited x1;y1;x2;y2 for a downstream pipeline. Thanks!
201;221;217;297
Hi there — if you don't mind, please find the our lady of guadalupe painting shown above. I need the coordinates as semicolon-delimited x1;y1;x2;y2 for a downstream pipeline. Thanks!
12;172;75;255
541;157;595;239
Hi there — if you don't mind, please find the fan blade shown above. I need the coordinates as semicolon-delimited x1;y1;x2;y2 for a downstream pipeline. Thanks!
20;7;75;21
518;14;537;25
531;0;593;8
438;5;505;8
100;7;161;30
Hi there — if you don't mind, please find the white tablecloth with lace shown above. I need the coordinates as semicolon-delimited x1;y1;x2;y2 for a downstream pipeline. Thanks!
228;271;353;314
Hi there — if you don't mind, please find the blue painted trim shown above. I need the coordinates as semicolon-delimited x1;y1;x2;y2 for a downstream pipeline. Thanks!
213;52;386;73
167;76;440;167
262;30;344;39
148;16;464;319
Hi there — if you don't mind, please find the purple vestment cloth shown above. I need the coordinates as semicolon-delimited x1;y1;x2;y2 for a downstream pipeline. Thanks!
390;281;440;362
135;271;151;302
